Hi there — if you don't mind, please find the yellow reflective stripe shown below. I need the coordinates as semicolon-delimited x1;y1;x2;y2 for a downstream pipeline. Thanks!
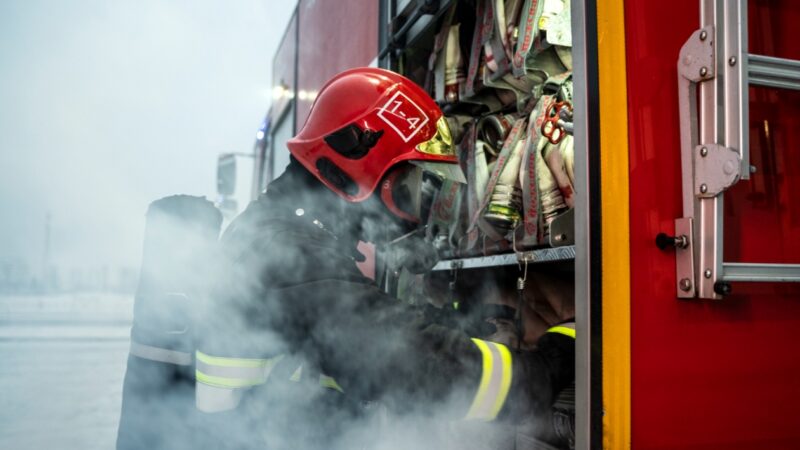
319;375;344;393
289;365;303;382
195;350;271;368
548;325;577;339
195;370;265;389
194;351;284;389
490;342;512;418
465;338;513;421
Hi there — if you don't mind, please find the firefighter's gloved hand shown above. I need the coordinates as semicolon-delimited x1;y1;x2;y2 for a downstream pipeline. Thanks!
485;317;520;348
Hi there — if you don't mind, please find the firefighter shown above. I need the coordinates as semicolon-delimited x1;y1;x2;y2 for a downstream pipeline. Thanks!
194;67;575;449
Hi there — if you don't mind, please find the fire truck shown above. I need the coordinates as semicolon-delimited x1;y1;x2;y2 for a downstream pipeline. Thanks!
215;0;800;447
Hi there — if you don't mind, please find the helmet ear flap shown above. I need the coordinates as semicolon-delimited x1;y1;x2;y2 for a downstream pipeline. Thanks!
379;165;423;223
324;123;384;159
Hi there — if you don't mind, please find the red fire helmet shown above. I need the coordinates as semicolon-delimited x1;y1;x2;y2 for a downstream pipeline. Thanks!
287;67;462;203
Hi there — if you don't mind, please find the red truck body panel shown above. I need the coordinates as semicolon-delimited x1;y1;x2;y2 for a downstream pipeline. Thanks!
272;11;297;124
626;0;800;447
295;0;379;130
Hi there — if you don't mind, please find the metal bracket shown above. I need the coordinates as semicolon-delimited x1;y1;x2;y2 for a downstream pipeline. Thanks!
678;26;715;83
678;26;715;216
675;26;718;299
430;245;576;271
675;218;696;298
549;208;575;247
694;143;741;197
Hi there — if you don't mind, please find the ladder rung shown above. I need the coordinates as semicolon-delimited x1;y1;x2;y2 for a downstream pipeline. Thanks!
723;262;800;282
748;54;800;91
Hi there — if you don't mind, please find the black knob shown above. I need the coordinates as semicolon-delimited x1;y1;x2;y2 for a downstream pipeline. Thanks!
656;233;689;250
713;281;732;296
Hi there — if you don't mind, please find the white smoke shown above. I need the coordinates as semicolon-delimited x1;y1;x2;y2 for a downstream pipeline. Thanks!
0;2;295;449
0;2;575;448
114;186;574;450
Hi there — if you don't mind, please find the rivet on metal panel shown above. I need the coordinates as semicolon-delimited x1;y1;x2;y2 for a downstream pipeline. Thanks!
699;30;707;41
750;165;757;174
700;184;708;193
699;67;708;77
700;147;708;157
679;278;693;292
728;56;737;66
704;269;712;279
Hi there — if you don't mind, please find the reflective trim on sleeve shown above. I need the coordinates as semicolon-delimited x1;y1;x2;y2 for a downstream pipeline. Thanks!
129;341;192;366
289;365;303;382
195;351;282;389
196;381;243;413
465;338;513;421
195;351;276;368
319;374;344;393
195;371;266;389
547;322;576;339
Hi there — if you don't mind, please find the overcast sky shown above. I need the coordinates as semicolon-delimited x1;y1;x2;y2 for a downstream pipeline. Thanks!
0;1;296;274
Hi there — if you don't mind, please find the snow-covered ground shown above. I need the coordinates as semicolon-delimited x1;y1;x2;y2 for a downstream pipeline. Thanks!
0;294;133;450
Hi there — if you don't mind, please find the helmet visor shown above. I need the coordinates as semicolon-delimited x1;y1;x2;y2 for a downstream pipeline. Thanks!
416;116;455;157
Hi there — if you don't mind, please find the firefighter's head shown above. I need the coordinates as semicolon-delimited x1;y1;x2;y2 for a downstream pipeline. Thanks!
287;68;464;226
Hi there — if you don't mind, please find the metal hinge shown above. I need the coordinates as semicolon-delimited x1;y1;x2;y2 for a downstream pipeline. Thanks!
694;143;741;198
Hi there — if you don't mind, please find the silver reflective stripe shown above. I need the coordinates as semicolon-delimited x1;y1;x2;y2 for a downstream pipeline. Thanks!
129;341;192;366
196;382;243;413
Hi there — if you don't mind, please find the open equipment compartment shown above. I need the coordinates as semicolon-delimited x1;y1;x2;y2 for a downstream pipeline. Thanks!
377;0;597;448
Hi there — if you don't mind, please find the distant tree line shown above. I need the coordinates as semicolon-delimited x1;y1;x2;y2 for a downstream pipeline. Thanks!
0;259;137;294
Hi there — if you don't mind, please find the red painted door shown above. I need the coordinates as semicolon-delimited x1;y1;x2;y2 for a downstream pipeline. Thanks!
626;0;800;448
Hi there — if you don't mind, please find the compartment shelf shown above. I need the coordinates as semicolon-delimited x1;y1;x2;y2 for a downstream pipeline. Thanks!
431;245;576;271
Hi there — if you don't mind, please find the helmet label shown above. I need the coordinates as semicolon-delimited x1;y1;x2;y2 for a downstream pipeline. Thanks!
377;91;430;143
